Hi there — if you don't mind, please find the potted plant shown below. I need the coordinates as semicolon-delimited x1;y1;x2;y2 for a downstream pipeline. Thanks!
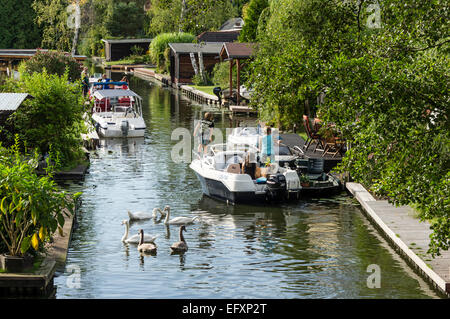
0;139;80;272
300;174;311;187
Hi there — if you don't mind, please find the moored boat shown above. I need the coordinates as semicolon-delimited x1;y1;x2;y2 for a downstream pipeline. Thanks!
189;143;301;204
91;89;146;138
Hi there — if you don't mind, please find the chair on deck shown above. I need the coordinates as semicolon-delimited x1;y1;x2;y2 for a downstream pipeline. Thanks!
322;135;345;158
302;115;324;152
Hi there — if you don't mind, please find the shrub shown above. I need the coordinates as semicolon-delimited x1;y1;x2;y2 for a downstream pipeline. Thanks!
7;70;86;169
192;72;213;86
149;32;195;72
20;50;83;82
0;139;81;257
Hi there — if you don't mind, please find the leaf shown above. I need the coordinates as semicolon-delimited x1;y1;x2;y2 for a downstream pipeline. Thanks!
31;232;39;250
39;226;45;241
21;236;31;254
57;226;64;237
0;197;6;214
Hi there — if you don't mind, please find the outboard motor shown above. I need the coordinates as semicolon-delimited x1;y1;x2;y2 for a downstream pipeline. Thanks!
213;86;222;105
121;120;129;136
266;173;287;201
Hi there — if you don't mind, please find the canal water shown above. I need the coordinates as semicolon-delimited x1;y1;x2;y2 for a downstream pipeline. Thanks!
54;74;438;298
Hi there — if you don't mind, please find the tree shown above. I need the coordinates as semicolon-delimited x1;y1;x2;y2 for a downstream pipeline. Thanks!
247;0;449;255
104;1;146;37
239;0;268;42
147;0;237;36
20;49;83;81
0;0;42;49
32;0;74;52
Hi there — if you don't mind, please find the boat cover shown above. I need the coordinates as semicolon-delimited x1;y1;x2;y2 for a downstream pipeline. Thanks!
93;89;141;100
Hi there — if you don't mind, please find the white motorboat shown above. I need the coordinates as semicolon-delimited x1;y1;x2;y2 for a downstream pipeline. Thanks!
91;89;146;138
189;143;301;204
227;126;300;167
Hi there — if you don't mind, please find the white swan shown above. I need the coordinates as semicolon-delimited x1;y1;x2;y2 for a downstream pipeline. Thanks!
137;229;157;254
163;206;199;225
170;225;188;253
121;220;157;244
127;207;165;221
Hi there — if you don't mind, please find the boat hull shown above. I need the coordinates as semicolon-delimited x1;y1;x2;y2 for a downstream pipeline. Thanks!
194;171;267;204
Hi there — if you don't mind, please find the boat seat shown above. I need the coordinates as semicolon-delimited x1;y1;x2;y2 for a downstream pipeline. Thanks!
226;163;241;174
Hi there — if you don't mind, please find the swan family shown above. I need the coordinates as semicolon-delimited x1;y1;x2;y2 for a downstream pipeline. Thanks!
123;206;198;255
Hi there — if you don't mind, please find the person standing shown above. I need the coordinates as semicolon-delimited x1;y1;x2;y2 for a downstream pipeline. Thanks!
194;112;214;155
259;126;277;166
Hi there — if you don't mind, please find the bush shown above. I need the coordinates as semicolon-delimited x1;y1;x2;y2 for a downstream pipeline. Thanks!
7;70;86;169
192;72;213;86
0;139;80;257
149;32;195;72
20;50;83;82
212;62;236;89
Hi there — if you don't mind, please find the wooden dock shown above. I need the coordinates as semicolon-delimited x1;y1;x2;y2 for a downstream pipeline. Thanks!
280;133;342;172
179;85;220;105
347;182;450;296
228;104;256;114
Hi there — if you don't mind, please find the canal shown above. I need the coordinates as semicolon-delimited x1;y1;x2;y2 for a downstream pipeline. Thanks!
55;74;439;298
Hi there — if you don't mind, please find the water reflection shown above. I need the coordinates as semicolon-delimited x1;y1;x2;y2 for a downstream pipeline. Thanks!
54;75;439;299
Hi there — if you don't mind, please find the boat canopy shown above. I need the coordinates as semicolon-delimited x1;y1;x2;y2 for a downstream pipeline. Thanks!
91;81;128;88
93;89;141;100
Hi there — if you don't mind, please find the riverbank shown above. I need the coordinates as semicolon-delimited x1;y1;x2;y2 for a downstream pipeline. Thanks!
346;182;450;297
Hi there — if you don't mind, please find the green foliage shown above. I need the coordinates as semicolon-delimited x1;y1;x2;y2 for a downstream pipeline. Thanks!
20;50;83;82
149;32;195;72
239;0;268;42
6;70;86;169
104;1;146;37
192;72;213;86
247;0;450;255
0;0;42;49
147;0;237;36
212;62;237;88
0;138;81;257
33;0;73;52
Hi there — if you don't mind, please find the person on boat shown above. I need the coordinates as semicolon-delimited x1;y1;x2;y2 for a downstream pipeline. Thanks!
101;74;111;84
81;68;89;97
119;76;129;89
194;112;214;155
241;153;257;179
259;126;278;166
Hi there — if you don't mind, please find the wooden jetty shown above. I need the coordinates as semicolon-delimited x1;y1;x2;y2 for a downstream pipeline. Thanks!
179;85;220;105
347;182;450;297
280;133;342;172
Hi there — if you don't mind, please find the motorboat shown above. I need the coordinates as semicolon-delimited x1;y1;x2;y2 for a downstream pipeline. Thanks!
91;89;146;138
189;143;301;204
227;126;341;197
88;81;129;98
227;126;299;167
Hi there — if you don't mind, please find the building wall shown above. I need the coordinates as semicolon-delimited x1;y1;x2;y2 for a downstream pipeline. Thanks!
173;53;219;84
106;42;151;61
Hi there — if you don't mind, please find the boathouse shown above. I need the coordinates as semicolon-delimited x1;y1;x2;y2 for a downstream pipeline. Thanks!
168;42;223;85
219;42;256;106
102;38;152;62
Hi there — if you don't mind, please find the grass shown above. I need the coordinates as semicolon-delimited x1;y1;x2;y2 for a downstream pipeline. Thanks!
191;85;216;96
104;59;135;66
